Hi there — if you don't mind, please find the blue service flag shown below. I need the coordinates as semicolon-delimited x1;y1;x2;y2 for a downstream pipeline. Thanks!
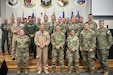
32;12;35;18
70;11;74;21
77;11;80;19
62;11;65;18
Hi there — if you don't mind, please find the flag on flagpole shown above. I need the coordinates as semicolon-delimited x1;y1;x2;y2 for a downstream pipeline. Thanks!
77;10;80;19
70;11;74;21
62;11;65;18
32;11;35;18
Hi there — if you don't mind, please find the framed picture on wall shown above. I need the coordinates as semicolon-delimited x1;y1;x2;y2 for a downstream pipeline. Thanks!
24;0;35;8
40;0;52;8
74;0;87;6
57;0;69;7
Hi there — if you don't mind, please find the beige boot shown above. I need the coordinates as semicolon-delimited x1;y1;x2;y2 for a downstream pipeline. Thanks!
104;71;109;75
68;69;72;74
44;69;49;74
61;68;65;73
37;69;42;75
51;68;55;73
75;69;79;74
90;71;94;75
25;69;28;75
17;69;21;75
97;69;104;73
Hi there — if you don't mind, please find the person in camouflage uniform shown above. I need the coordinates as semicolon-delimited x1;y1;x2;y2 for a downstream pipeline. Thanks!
75;16;79;24
50;15;57;34
15;29;30;75
42;15;52;34
36;17;41;30
24;16;38;58
96;20;113;75
67;29;79;74
78;16;84;32
88;14;97;32
7;16;15;55
0;18;9;55
51;25;65;73
67;17;80;36
79;22;96;75
54;17;63;33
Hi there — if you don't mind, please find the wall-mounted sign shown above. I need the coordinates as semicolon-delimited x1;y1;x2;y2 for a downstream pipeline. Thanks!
7;0;20;8
40;0;52;8
57;0;69;7
24;0;35;8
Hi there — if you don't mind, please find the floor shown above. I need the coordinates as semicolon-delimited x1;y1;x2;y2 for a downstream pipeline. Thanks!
7;72;113;75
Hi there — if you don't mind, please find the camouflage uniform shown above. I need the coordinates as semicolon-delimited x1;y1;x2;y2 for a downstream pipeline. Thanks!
51;31;65;70
67;23;80;36
79;29;96;71
96;28;113;72
67;35;79;72
78;22;84;32
88;21;97;32
15;35;30;73
7;22;15;54
42;22;52;34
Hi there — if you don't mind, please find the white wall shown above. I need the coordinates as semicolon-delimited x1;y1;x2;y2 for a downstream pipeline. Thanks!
0;0;113;39
5;0;90;22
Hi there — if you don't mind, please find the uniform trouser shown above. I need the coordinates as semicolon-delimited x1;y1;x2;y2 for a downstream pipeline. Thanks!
29;38;36;58
16;51;29;70
97;49;109;71
36;47;48;70
8;36;12;53
67;50;79;70
1;38;9;53
48;43;52;59
52;49;64;68
81;50;95;71
12;34;18;58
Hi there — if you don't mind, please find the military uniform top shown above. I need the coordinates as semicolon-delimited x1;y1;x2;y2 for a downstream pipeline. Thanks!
11;23;24;35
34;30;50;47
96;27;113;49
88;21;97;31
24;22;38;35
15;35;30;52
51;31;65;49
42;22;51;34
67;23;80;36
50;21;57;34
7;22;15;38
62;23;67;34
78;22;84;32
79;29;96;51
67;35;79;51
1;23;9;39
36;22;41;31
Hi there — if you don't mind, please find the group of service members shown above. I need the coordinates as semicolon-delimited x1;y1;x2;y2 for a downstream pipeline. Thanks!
0;14;113;75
